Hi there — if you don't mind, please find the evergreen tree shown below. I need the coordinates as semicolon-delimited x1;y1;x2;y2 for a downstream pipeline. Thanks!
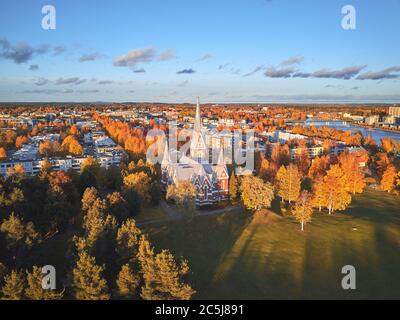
116;264;140;299
25;266;63;300
81;187;100;212
1;270;26;300
116;218;142;265
0;262;8;285
82;198;117;249
0;212;25;250
72;251;110;300
123;172;152;205
79;170;98;194
138;236;195;300
106;191;129;222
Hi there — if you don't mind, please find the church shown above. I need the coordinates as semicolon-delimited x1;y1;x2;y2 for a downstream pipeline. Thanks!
161;98;229;206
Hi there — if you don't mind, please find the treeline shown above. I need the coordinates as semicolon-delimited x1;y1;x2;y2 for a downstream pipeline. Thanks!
0;157;195;300
228;139;400;230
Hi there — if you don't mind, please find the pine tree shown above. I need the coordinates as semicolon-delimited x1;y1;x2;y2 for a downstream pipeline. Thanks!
116;218;142;265
1;270;26;300
72;251;110;300
276;164;301;203
228;171;238;203
82;197;117;248
0;212;25;250
138;236;195;300
106;191;129;222
0;263;8;284
25;266;63;300
292;191;313;231
81;187;100;212
116;264;140;299
123;172;152;205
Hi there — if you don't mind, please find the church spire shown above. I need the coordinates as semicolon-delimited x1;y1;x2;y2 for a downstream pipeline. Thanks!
190;97;207;163
194;96;201;132
217;147;225;166
161;139;170;166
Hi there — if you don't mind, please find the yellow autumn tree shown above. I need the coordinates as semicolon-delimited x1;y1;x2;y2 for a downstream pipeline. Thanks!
291;190;313;231
69;140;83;155
276;164;301;203
322;164;351;214
123;171;152;204
61;135;76;152
239;175;274;211
166;181;197;213
72;251;110;300
0;147;7;159
70;124;79;136
338;152;366;195
380;165;397;193
311;176;325;211
137;235;195;300
381;137;395;153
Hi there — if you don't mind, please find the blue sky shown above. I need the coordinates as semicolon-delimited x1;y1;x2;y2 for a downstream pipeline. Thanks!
0;0;399;103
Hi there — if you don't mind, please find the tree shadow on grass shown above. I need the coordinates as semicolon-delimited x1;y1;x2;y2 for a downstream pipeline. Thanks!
144;210;252;299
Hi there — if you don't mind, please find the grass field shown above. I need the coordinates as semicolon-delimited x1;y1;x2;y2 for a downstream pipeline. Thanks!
134;205;167;222
144;188;400;299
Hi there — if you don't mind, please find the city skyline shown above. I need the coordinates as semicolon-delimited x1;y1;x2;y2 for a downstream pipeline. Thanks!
1;0;400;103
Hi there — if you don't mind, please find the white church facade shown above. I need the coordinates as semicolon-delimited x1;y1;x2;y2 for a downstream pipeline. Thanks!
161;98;229;206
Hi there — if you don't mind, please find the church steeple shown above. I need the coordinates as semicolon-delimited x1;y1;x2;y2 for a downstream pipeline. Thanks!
161;139;170;166
194;96;201;133
190;97;208;163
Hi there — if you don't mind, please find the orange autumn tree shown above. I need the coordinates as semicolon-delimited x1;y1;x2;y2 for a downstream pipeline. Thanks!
380;165;397;193
311;175;325;212
381;137;395;153
375;152;391;178
69;140;84;155
15;135;28;149
39;140;53;155
70;124;79;136
308;155;331;180
0;147;7;159
61;135;83;155
275;164;301;203
338;152;366;195
291;190;313;231
321;164;351;215
295;149;310;177
258;157;270;179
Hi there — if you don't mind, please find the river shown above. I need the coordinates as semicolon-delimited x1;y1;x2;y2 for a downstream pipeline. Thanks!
303;120;400;143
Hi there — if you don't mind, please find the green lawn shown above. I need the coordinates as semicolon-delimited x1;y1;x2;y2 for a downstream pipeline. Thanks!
134;205;167;222
143;188;400;299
